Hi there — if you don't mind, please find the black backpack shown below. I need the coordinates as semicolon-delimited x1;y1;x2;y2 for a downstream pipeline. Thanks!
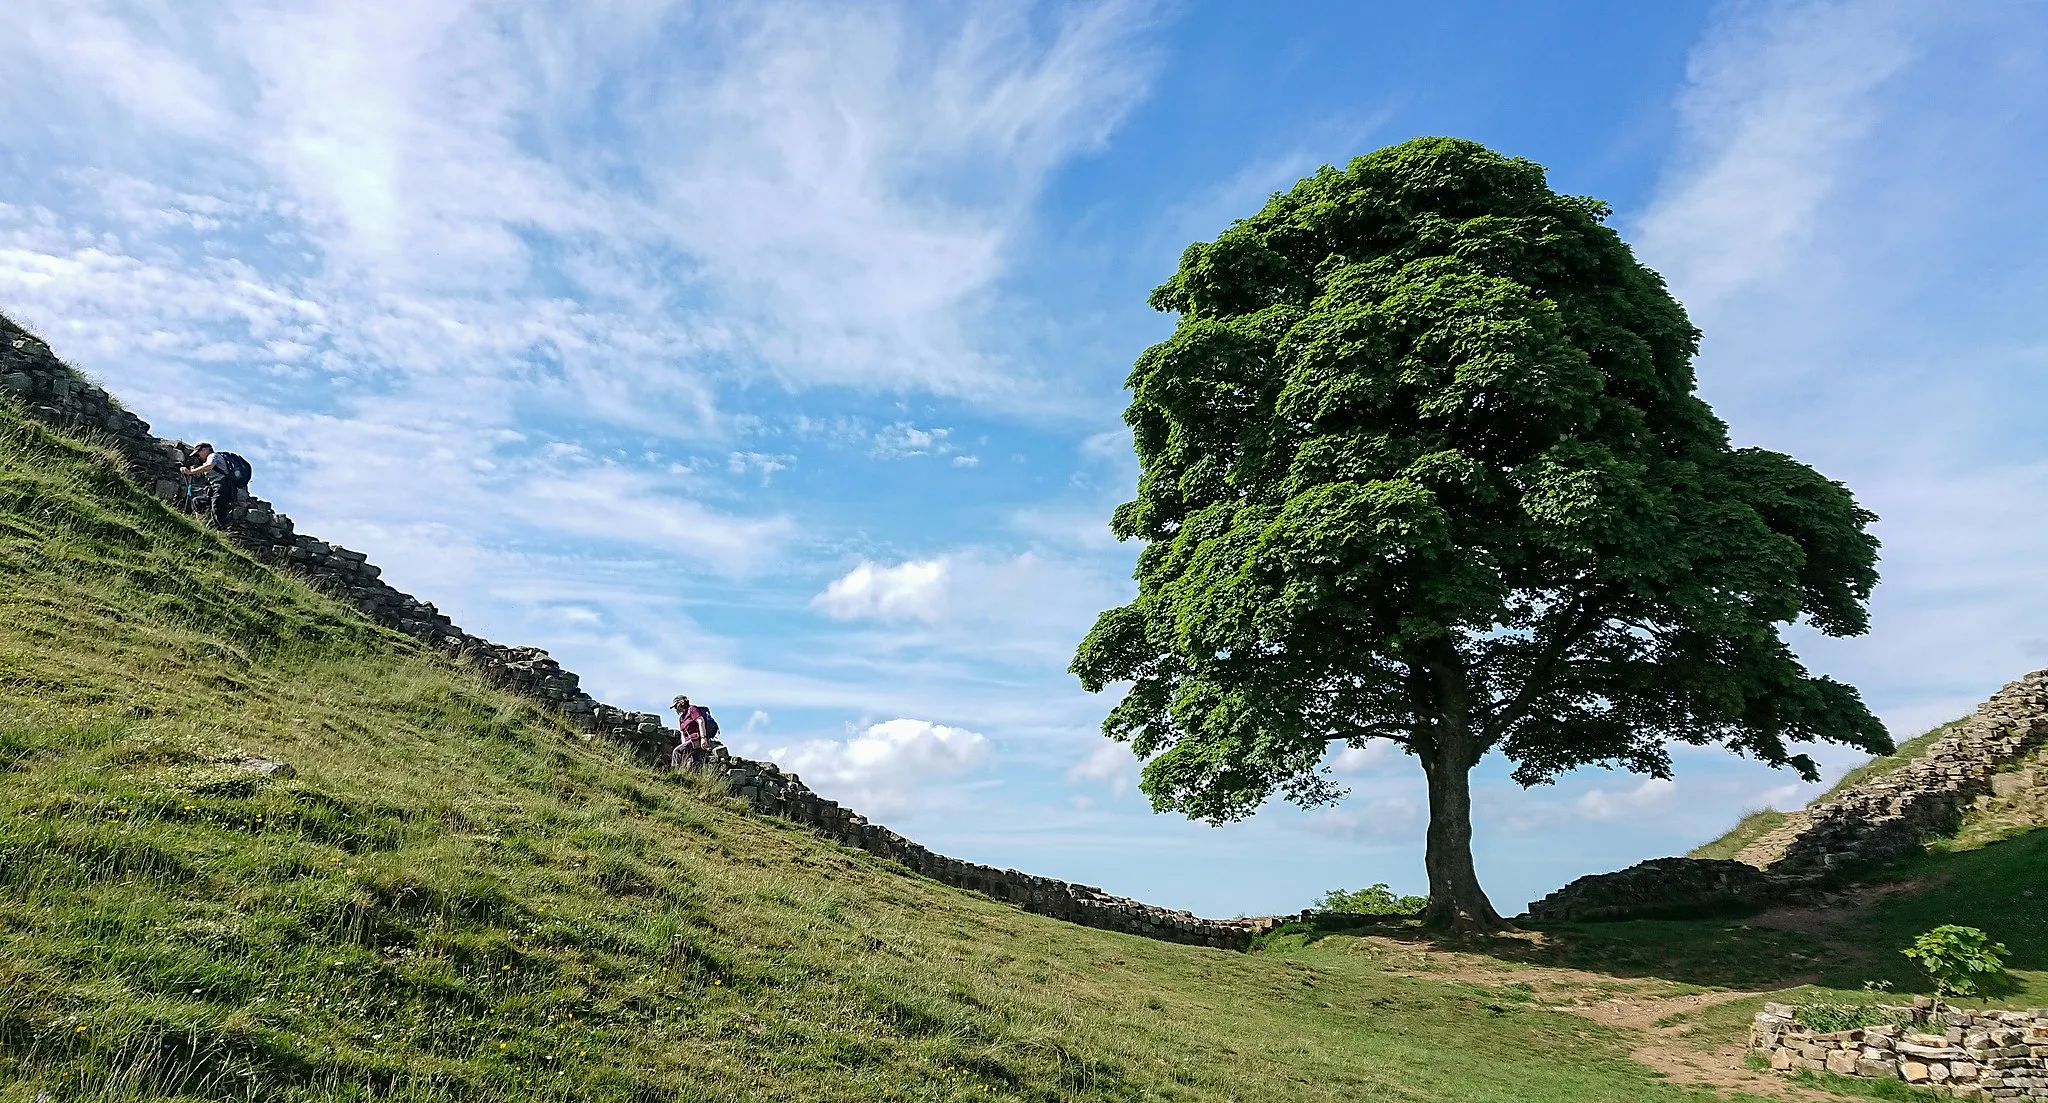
698;708;720;740
214;451;252;486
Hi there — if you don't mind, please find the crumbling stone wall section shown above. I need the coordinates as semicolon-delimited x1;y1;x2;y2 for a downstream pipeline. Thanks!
1752;1001;2048;1097
2;317;1275;950
1768;670;2048;875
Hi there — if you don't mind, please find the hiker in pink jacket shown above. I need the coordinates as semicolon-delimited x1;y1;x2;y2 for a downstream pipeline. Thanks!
671;694;710;770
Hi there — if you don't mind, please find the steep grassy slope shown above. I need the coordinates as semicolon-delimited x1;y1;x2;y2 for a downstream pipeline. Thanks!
1687;722;1965;863
0;401;1776;1102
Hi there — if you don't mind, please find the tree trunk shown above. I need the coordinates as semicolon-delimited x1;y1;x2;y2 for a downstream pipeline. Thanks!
1418;738;1507;933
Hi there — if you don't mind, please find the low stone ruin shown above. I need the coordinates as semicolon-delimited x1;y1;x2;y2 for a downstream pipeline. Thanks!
1752;1001;2048;1097
2;317;1280;950
1523;856;1822;922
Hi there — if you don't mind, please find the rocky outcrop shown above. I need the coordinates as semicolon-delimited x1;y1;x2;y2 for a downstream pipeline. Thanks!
3;316;1277;950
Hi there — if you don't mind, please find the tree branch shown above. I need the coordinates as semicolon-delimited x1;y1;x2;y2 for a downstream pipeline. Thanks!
1485;586;1611;741
1324;728;1414;749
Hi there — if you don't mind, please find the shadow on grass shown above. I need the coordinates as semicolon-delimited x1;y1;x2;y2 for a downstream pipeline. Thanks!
1387;919;1831;990
1342;827;2048;995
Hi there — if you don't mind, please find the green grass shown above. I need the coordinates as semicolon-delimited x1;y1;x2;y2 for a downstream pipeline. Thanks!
1546;830;2045;1005
1833;830;2048;1002
1507;829;2048;1075
1818;722;1962;800
1;400;1789;1101
1686;809;1786;862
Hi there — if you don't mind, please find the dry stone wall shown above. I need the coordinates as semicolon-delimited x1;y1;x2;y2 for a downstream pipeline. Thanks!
1528;670;2048;921
1523;856;1822;922
1768;671;2048;875
2;316;1275;950
1752;1001;2048;1098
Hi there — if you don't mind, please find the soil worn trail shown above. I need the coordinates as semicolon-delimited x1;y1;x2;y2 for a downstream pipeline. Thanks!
1574;987;1835;1102
1340;920;1865;1102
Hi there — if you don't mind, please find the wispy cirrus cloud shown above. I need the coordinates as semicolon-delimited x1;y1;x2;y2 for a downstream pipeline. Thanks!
0;0;1161;610
1635;0;1915;309
1629;0;2048;751
0;0;1166;832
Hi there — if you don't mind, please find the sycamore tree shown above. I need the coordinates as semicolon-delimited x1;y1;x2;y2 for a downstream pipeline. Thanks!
1071;137;1889;931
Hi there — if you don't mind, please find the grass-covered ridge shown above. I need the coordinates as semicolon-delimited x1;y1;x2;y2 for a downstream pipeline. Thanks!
1689;720;1967;863
1686;810;1786;862
3;398;1788;1101
1818;722;1962;800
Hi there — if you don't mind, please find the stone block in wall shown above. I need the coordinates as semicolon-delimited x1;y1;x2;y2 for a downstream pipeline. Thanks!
1992;770;2036;798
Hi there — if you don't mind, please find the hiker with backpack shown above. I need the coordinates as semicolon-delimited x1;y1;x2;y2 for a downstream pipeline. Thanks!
179;442;252;527
670;694;720;770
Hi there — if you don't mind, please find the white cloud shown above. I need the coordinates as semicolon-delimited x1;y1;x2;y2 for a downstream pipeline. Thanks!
1572;777;1678;823
813;559;951;622
873;422;954;458
728;451;792;481
613;0;1164;395
1635;0;1915;308
1328;741;1395;775
1066;741;1137;795
762;718;991;817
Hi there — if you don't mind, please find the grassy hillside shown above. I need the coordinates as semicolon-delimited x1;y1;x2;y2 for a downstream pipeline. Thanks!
1689;721;1966;862
2;402;1789;1101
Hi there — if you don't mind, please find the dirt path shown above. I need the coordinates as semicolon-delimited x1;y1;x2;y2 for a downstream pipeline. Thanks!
1340;928;1847;1102
1574;987;1836;1101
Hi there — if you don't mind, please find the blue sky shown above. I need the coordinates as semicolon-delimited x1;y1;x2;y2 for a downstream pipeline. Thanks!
5;0;2046;917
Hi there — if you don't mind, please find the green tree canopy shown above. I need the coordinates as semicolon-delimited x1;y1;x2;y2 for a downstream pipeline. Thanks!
1071;137;1888;930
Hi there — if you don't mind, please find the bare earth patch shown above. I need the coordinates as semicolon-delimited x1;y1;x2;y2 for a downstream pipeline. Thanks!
1344;923;1865;1102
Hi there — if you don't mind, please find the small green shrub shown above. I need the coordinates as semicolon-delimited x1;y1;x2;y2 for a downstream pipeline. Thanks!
1900;924;2009;1008
1315;884;1427;916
